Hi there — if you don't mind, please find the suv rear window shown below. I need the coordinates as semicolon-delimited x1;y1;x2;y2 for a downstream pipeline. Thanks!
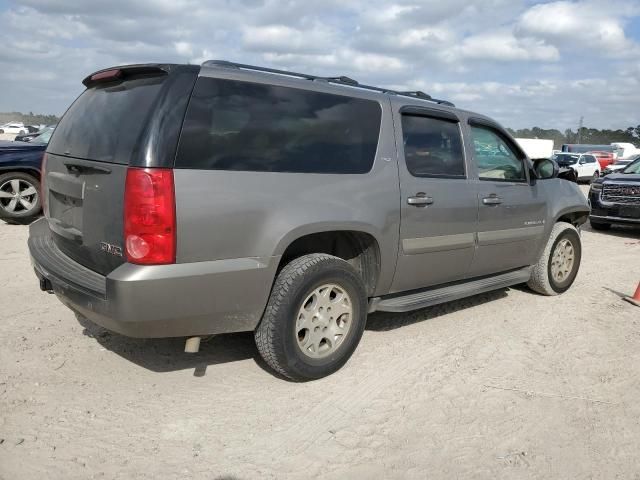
48;75;165;164
175;77;382;173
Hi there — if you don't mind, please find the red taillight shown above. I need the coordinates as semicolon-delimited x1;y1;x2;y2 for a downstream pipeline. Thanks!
41;152;47;215
124;168;176;265
90;69;122;83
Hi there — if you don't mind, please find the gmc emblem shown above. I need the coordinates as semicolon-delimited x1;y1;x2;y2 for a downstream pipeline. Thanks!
100;242;123;257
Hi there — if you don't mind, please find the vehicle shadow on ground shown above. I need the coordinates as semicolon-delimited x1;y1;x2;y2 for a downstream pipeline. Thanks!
77;289;510;377
77;314;263;375
582;223;640;240
366;289;508;331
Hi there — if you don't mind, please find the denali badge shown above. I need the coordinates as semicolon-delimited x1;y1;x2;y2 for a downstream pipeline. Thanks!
100;242;123;257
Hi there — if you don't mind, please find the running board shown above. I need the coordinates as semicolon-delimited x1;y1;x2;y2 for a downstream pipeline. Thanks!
370;267;532;313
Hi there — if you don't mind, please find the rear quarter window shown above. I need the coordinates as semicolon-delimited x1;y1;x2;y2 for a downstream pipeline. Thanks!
175;77;382;174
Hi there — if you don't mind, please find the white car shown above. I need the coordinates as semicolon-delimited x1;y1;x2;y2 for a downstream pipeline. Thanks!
0;123;27;135
552;152;601;182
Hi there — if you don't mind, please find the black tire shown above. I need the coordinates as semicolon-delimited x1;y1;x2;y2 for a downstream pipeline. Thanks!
589;219;611;231
590;171;599;183
527;223;582;296
255;254;368;381
0;172;42;225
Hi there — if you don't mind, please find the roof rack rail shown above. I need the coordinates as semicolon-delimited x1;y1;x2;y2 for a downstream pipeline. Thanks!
202;60;455;107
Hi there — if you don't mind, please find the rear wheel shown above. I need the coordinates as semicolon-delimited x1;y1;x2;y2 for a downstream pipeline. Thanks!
527;223;582;296
0;172;42;224
255;254;367;381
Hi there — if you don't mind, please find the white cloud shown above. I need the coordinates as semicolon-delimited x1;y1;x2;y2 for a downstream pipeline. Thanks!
446;32;560;62
243;24;338;54
0;0;639;130
517;1;640;56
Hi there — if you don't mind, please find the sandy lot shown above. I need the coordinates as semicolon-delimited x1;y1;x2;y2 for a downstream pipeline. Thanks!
1;186;639;479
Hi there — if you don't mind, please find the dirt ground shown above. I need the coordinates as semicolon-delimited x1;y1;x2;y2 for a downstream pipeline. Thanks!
1;185;639;479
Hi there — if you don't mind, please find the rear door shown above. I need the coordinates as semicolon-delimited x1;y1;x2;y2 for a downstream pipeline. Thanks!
467;121;546;277
390;104;477;293
582;154;599;177
44;65;198;274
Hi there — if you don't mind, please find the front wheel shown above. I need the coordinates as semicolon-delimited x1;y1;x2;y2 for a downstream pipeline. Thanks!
255;254;368;381
590;171;599;183
527;223;582;296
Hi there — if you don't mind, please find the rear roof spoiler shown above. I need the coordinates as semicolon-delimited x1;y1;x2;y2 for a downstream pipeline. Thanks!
82;64;176;87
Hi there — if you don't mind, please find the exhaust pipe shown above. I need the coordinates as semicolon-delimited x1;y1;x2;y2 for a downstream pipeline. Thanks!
184;337;201;353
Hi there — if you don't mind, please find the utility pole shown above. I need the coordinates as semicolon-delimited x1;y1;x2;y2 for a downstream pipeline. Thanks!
577;116;583;144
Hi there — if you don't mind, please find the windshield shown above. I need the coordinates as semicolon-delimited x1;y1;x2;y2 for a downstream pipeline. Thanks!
30;127;55;145
553;153;579;164
622;158;640;174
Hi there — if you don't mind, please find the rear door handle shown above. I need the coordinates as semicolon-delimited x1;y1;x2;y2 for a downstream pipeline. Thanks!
407;195;434;206
482;195;503;205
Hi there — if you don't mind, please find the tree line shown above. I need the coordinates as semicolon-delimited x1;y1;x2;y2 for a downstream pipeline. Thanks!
0;111;60;127
506;126;640;149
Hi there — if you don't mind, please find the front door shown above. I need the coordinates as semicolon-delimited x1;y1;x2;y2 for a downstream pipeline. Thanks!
467;122;547;277
390;106;477;293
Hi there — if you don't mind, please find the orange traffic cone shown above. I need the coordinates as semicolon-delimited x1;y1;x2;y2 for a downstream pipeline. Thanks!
624;281;640;307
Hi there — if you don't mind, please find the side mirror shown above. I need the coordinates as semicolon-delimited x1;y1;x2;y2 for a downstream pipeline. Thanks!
579;159;586;165
533;158;559;180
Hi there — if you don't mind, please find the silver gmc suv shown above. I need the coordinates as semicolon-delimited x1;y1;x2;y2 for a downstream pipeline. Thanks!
29;61;589;380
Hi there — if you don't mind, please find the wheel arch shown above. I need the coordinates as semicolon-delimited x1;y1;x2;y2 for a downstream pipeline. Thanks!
0;167;41;181
555;207;589;228
274;224;383;296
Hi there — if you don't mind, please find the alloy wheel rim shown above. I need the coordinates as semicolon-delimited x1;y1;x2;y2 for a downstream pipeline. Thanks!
550;238;575;284
296;283;353;359
0;179;38;213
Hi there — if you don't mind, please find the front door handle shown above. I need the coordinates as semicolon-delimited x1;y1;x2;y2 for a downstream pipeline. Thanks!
482;195;503;205
407;195;434;206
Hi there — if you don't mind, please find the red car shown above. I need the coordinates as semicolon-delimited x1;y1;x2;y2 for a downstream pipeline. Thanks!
588;151;615;170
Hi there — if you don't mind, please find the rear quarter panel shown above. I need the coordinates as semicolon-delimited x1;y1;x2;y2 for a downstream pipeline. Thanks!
173;95;400;296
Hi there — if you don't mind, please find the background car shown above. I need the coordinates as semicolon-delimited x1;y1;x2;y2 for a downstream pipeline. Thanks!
589;157;640;230
602;154;639;175
588;150;615;170
0;128;51;224
15;125;56;142
0;123;28;135
552;152;601;182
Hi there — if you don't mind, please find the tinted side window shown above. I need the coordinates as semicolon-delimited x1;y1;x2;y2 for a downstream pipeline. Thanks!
471;126;526;182
175;77;382;173
401;115;465;178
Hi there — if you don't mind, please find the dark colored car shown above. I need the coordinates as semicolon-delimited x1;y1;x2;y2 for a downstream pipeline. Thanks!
589;157;640;230
0;128;53;224
15;125;56;143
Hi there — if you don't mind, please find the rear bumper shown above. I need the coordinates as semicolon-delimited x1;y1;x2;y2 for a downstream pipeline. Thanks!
29;218;279;338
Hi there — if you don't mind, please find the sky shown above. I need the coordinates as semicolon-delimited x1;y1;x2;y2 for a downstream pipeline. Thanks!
0;0;639;130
